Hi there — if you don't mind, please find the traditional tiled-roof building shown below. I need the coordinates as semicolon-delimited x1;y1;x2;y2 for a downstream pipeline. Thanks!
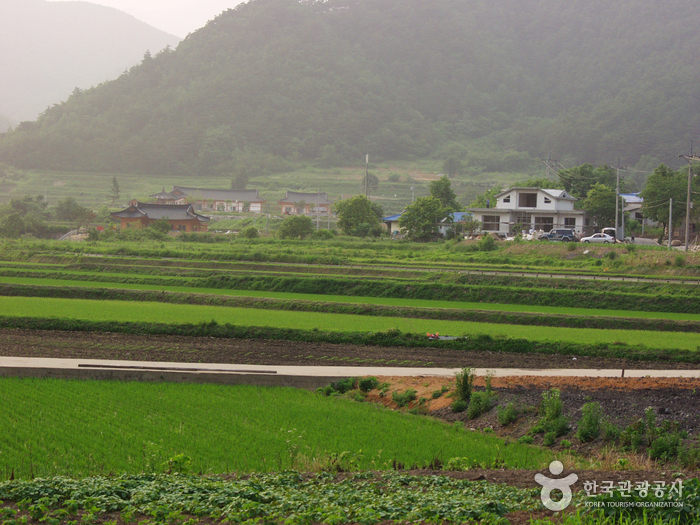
110;202;210;232
278;191;332;216
150;186;266;213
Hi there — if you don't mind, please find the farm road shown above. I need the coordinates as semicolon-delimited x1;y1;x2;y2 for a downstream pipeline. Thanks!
1;357;698;379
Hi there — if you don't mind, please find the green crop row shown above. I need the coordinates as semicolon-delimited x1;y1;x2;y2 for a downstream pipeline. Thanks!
3;283;700;333
0;378;552;479
2;266;698;314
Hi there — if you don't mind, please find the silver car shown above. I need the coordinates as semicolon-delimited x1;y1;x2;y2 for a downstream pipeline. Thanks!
581;233;614;244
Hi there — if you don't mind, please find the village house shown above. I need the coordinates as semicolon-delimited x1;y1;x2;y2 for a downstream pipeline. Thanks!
278;191;332;216
150;187;266;213
382;213;403;236
468;187;586;236
110;202;211;232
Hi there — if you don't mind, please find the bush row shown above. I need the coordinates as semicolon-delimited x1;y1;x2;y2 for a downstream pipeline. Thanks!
2;283;700;334
1;317;698;364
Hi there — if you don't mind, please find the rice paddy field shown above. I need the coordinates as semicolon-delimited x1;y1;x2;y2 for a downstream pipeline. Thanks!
0;378;553;480
2;237;700;524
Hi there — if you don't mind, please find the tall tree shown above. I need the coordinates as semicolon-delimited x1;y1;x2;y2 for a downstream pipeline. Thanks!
640;164;688;237
109;176;120;205
334;195;382;237
582;183;616;228
430;175;462;211
399;196;450;242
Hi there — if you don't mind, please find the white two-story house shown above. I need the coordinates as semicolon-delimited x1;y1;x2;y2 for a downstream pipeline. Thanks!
468;187;586;235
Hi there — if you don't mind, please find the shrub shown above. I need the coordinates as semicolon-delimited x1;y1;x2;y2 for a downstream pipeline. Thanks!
467;391;495;419
358;376;379;392
497;402;520;426
649;434;682;461
479;234;497;252
311;229;335;240
543;432;557;446
517;435;534;445
532;388;569;437
454;367;475;402
451;399;467;413
602;421;621;443
577;402;603;443
675;254;686;267
392;389;417;408
240;226;259;239
330;377;356;394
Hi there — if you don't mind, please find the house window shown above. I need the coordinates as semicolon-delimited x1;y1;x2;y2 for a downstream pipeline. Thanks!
564;218;576;227
544;197;551;204
535;216;554;232
503;196;511;203
482;215;500;231
518;193;537;207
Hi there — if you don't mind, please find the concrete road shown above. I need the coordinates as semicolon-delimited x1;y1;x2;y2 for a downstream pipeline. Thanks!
1;356;698;379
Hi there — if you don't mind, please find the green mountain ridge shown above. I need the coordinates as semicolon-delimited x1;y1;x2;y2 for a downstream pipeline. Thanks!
1;0;697;177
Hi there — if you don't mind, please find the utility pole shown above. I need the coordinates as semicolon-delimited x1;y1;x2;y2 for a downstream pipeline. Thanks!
669;198;673;251
680;148;700;252
317;189;320;231
366;154;370;197
615;159;628;240
266;202;269;236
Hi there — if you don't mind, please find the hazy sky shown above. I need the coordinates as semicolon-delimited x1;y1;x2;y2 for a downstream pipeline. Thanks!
47;0;244;37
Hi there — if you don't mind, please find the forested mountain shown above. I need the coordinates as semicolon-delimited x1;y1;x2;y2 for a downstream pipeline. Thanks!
0;0;180;122
1;0;698;177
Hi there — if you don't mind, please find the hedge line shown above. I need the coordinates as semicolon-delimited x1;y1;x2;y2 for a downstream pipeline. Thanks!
2;283;700;334
1;316;697;364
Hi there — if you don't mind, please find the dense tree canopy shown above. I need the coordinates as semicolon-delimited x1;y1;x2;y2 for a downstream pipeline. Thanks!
0;0;698;176
429;176;462;212
399;196;451;242
582;183;617;228
277;215;314;240
334;195;383;237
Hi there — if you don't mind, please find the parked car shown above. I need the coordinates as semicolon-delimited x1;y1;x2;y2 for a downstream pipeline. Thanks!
539;228;576;242
581;232;615;244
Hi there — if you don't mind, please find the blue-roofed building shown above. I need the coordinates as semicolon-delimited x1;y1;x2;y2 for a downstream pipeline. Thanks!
438;212;473;236
382;213;403;236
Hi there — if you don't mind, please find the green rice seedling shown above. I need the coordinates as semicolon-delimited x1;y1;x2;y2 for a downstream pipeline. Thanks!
0;378;553;478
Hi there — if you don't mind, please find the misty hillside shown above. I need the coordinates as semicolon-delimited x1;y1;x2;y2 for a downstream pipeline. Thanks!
0;0;180;122
1;0;698;177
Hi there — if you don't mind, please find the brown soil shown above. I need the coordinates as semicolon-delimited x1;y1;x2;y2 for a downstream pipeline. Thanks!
0;328;697;370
